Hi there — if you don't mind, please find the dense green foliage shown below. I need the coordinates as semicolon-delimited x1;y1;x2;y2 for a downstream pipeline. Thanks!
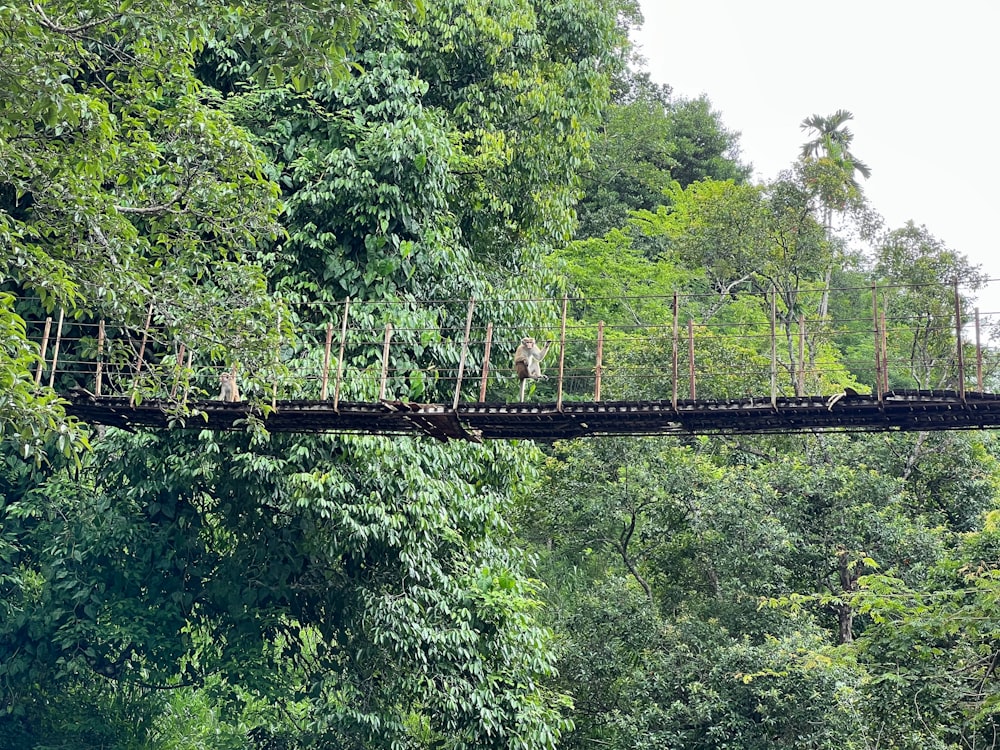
1;0;632;747
575;71;750;238
519;96;1000;750
3;1;1000;749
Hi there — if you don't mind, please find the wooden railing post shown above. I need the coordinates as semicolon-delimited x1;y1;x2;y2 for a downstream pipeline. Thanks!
452;299;476;411
129;302;153;406
954;278;965;401
170;342;186;399
271;310;281;410
557;295;568;411
333;298;350;411
479;322;493;403
880;309;889;393
688;318;696;401
379;323;393;402
320;321;334;400
95;320;105;396
594;321;604;402
672;293;678;410
770;288;777;408
872;283;882;402
35;316;52;387
797;314;806;396
181;350;193;404
976;308;983;393
47;308;65;390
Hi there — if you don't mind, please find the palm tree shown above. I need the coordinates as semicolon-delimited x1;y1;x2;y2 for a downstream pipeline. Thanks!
800;110;870;319
800;109;871;186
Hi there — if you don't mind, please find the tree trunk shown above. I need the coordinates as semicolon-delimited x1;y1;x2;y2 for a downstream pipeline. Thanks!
818;207;833;320
836;547;857;644
835;602;854;645
619;509;652;600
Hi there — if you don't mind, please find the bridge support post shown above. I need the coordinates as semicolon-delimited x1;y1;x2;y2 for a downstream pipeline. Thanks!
557;295;567;411
321;321;334;400
770;289;777;408
671;293;678;411
333;297;350;411
976;308;983;392
954;278;965;402
95;320;105;396
594;320;604;402
479;322;493;403
452;299;475;411
129;302;153;407
34;316;52;387
47;308;65;390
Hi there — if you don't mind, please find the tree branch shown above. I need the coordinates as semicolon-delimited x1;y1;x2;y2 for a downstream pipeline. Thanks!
30;2;118;35
902;430;929;482
618;507;652;599
114;201;181;215
115;175;193;215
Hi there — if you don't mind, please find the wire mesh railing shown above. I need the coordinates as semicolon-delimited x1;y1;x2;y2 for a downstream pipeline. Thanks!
18;280;1000;410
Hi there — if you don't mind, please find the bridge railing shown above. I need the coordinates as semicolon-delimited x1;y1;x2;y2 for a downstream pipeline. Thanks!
19;281;1000;407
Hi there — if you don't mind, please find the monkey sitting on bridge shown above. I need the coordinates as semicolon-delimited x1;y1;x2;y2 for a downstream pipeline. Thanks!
514;337;552;402
219;368;241;402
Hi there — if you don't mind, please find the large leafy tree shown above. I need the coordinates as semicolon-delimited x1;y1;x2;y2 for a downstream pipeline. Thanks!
852;510;1000;748
621;173;851;395
517;425;998;749
575;77;750;239
574;73;677;239
0;0;402;448
0;0;379;310
514;96;1000;746
2;429;571;749
874;222;984;390
1;0;631;746
665;96;750;188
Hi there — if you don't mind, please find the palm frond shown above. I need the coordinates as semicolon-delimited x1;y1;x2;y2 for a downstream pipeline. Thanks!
849;157;872;180
799;111;867;180
828;109;855;128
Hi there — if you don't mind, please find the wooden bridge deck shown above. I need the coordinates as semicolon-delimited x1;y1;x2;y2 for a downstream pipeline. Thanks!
63;390;1000;442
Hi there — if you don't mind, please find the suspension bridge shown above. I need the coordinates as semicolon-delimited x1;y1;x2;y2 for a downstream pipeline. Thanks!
23;281;1000;441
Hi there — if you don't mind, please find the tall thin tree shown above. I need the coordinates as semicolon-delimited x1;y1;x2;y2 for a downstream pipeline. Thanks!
800;109;871;319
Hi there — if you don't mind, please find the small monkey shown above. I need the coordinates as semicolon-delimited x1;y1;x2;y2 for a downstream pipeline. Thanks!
514;337;552;402
219;368;241;403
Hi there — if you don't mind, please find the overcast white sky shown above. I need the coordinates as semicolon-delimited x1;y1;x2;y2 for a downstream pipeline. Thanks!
633;0;1000;308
